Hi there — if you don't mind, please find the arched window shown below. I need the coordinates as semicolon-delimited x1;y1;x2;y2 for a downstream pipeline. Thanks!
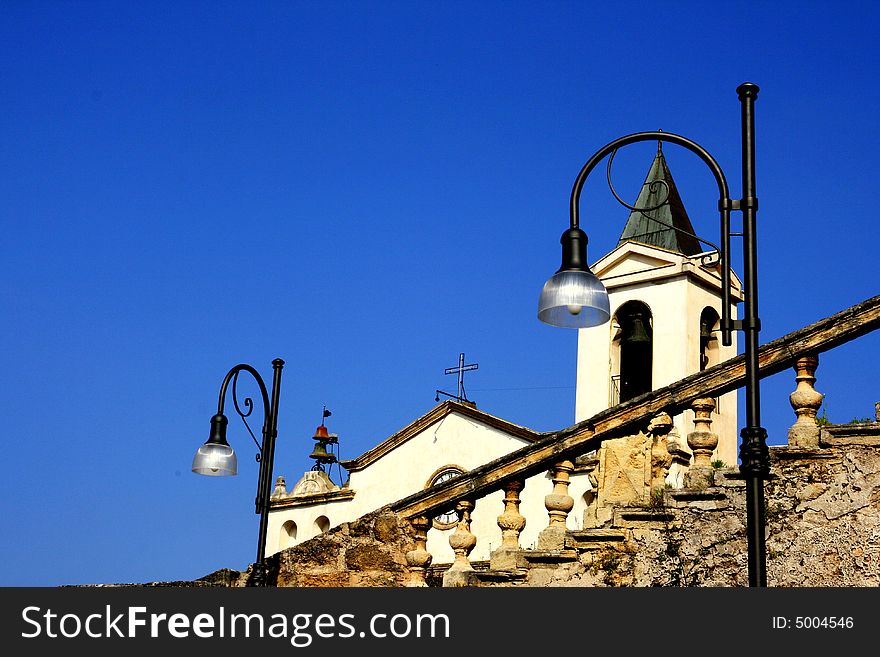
613;301;653;403
699;307;720;371
315;516;330;534
280;520;297;549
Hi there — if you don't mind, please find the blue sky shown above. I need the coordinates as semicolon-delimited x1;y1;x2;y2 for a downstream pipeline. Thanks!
2;1;879;586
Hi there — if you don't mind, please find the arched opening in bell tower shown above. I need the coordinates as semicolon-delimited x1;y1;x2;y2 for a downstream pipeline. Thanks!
612;300;653;404
699;307;720;371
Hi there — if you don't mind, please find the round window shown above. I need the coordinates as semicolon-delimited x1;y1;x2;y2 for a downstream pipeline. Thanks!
428;466;465;530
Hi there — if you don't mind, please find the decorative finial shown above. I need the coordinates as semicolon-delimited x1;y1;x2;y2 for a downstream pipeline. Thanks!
657;128;663;154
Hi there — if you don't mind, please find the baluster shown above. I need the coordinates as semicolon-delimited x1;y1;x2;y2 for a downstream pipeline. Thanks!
442;499;479;587
647;412;674;496
788;355;824;448
684;398;718;489
491;480;525;571
405;516;433;587
538;460;574;550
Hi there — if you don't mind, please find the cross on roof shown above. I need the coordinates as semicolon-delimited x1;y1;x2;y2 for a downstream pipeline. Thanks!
436;352;478;403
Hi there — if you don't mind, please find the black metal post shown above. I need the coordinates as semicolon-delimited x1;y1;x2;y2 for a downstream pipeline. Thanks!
250;358;284;587
736;82;770;587
213;358;285;587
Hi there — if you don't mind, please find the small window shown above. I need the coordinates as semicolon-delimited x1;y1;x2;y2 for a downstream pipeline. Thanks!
315;516;330;533
280;520;297;549
426;466;466;530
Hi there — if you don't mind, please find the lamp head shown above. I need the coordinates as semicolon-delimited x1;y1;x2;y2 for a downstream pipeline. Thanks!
192;413;238;476
538;227;610;328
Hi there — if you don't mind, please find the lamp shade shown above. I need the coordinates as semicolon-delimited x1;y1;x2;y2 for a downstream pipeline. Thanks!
192;413;238;476
192;442;237;476
537;269;610;328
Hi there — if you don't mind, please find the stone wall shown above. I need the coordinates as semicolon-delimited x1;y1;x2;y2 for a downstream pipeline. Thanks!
509;438;879;587
200;507;417;587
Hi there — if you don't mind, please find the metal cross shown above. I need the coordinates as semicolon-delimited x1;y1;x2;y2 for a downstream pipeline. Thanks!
444;352;478;402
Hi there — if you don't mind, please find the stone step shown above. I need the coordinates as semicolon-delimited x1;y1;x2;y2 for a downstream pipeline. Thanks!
520;549;579;567
612;508;676;528
477;569;528;584
565;529;627;550
667;488;730;510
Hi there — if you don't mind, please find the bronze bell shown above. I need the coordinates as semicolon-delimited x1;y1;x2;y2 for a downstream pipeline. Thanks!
622;312;651;344
309;441;334;462
700;318;717;351
700;319;713;340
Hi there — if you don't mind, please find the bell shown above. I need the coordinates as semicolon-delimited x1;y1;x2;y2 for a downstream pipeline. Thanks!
700;319;713;341
309;441;336;463
700;318;717;353
622;312;651;344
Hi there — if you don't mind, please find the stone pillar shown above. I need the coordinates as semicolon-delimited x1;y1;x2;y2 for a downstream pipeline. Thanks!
684;398;718;489
788;355;824;448
271;475;287;499
405;516;433;587
490;480;525;571
538;460;574;550
442;499;479;587
665;427;690;489
580;456;602;528
647;412;674;495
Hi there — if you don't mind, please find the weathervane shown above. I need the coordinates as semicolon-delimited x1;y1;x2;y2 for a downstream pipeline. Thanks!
435;352;478;403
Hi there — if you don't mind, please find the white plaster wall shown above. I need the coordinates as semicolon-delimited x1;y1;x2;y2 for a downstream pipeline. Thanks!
267;411;593;562
345;413;531;515
266;497;355;556
576;278;689;420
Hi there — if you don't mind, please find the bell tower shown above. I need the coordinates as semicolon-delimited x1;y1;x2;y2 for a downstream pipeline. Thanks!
574;144;743;467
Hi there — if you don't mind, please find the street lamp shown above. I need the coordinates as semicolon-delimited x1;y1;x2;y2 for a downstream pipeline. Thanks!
538;225;611;328
542;83;770;587
192;358;285;587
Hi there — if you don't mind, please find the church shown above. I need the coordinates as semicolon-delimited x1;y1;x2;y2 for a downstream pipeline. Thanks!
265;144;742;566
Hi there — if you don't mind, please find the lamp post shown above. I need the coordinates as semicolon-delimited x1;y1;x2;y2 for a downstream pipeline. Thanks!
539;82;769;587
192;358;285;587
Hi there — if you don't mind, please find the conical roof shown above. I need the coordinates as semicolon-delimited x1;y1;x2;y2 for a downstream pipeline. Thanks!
616;144;702;256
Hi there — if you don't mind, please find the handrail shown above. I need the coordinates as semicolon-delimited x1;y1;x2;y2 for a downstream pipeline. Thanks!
392;294;880;520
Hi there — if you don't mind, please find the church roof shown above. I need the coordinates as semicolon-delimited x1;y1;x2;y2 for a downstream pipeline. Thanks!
616;144;702;256
339;400;544;472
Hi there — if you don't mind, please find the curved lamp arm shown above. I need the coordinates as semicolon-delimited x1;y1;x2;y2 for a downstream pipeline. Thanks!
568;131;736;345
217;364;271;420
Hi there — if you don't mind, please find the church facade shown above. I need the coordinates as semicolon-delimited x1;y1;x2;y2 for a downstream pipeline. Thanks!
267;401;595;564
